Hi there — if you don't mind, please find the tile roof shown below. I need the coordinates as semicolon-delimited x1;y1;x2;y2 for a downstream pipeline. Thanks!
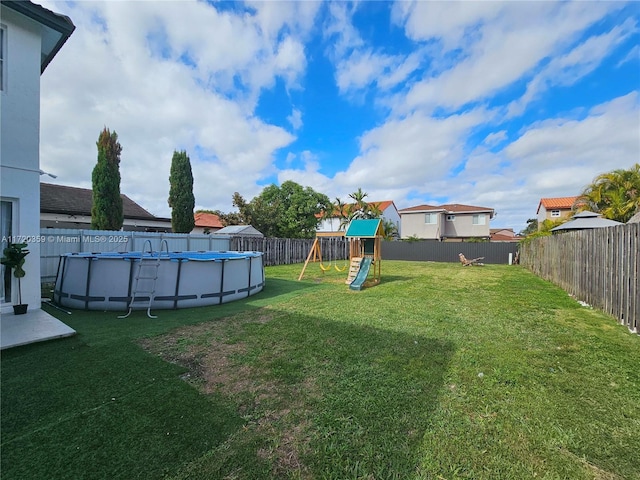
399;203;494;215
40;183;158;220
490;229;520;242
194;212;223;228
537;196;580;213
318;200;397;218
397;204;442;213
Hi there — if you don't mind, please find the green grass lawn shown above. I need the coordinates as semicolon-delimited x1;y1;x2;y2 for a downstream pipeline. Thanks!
2;261;639;479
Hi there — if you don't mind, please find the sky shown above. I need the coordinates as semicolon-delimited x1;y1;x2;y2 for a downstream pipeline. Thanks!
38;0;640;232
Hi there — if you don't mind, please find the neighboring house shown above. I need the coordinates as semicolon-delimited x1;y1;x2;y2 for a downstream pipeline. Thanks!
192;212;224;234
399;204;495;241
1;1;74;313
317;200;401;236
490;228;520;242
536;196;580;229
215;225;264;237
40;183;172;232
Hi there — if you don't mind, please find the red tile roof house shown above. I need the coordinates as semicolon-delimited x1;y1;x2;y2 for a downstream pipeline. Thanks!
316;200;401;236
192;212;224;234
490;228;521;242
398;204;495;241
536;196;580;230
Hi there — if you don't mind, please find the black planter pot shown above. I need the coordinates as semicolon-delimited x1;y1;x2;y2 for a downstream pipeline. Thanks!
13;304;28;315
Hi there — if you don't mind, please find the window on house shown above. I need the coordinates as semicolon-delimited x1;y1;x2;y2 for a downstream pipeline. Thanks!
1;200;13;303
446;214;455;221
551;210;561;217
424;213;438;225
425;213;436;224
0;26;5;92
472;214;486;225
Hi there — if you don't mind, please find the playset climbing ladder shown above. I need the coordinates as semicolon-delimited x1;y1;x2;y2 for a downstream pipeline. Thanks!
119;239;169;319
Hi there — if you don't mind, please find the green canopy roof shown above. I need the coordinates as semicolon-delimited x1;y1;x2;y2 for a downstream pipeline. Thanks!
345;219;383;238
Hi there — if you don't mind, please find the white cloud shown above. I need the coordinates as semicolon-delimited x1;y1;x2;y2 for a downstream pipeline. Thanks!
332;107;491;190
483;131;508;147
505;92;639;173
391;0;506;51
38;1;302;216
508;18;637;117
398;2;621;113
287;108;303;130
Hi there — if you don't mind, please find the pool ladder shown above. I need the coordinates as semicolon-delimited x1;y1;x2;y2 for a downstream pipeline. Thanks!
119;240;169;319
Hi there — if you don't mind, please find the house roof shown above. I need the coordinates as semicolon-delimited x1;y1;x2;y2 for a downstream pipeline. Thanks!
551;210;623;232
536;196;580;214
215;225;263;236
2;0;75;73
399;203;495;217
194;212;223;229
40;183;159;220
345;219;383;238
318;200;397;219
490;229;520;242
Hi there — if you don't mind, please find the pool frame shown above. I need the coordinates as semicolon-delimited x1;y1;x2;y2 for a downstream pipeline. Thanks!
53;251;265;311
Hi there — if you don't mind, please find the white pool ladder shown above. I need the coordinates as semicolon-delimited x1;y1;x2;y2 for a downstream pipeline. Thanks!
119;239;169;319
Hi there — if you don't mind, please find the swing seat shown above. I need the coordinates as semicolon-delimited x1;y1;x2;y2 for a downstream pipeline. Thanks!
319;262;332;271
334;263;348;272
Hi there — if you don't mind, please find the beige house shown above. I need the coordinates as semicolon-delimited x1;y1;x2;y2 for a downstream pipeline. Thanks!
536;197;579;229
399;204;494;241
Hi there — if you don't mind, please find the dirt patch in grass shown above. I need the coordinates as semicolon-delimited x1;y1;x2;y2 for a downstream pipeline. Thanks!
138;309;313;478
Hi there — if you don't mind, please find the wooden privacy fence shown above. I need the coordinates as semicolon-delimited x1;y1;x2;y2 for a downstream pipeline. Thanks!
230;236;349;266
520;223;639;334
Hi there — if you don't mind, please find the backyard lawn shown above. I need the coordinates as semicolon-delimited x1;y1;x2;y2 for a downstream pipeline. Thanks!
1;261;638;479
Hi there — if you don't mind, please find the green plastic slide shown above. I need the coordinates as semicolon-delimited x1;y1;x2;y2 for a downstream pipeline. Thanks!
349;257;372;291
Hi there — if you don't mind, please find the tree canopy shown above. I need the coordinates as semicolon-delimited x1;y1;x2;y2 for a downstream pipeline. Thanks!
168;150;195;233
91;127;123;230
577;163;640;223
233;181;331;238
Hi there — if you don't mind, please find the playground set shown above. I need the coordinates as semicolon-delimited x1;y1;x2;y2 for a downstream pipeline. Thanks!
298;219;383;291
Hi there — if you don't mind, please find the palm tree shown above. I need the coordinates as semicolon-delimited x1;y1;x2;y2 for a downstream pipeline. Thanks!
577;163;640;223
381;219;398;240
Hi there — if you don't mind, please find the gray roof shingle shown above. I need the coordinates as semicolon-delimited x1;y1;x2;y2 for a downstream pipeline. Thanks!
40;183;157;220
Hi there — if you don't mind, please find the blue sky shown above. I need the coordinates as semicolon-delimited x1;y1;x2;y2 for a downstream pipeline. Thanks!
39;1;639;231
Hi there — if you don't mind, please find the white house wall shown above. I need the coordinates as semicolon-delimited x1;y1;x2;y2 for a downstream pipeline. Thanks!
0;7;43;313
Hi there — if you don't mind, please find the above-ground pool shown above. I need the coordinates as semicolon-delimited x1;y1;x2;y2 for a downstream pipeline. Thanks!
53;250;265;312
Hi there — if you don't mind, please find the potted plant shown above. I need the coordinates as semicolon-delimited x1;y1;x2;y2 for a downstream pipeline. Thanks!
1;242;30;315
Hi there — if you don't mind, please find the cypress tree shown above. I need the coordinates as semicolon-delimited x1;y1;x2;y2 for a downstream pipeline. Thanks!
168;150;196;233
91;127;123;230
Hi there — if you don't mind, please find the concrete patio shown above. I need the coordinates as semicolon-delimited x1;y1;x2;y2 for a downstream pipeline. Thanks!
1;307;76;350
